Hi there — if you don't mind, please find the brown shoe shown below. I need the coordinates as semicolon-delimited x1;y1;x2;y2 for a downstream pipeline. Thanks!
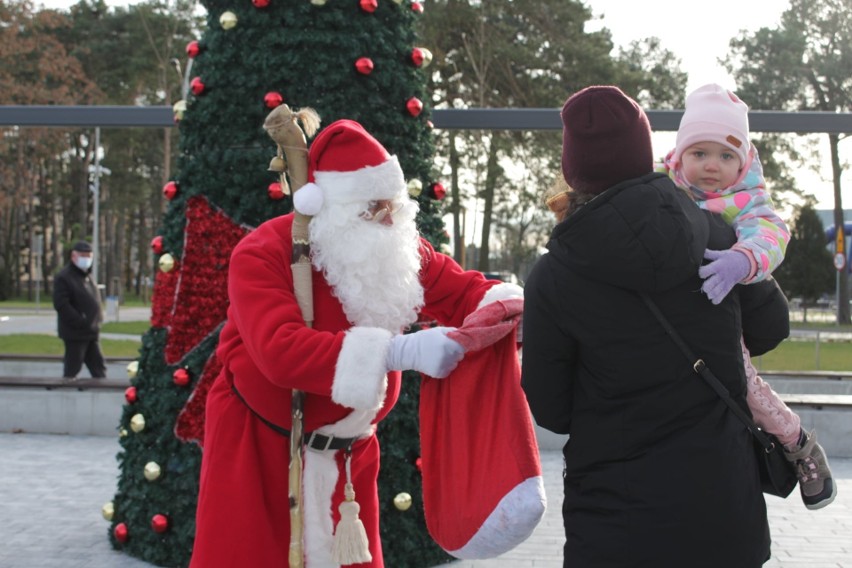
785;430;837;510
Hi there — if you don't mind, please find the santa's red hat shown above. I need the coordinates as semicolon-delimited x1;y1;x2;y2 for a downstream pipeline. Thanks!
293;119;406;215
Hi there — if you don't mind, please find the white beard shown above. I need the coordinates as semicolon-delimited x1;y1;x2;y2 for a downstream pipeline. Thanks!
309;198;424;333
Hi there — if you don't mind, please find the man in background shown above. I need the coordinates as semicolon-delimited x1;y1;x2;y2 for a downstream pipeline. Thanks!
53;240;106;381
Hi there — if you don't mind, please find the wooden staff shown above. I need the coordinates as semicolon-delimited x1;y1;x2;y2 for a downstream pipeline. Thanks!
263;104;321;568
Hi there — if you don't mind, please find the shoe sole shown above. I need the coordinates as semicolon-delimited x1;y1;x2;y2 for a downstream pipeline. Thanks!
804;479;837;511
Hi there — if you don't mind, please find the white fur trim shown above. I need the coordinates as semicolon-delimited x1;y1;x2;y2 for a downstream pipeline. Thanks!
317;409;377;441
302;410;380;567
303;450;341;568
294;182;324;216
476;282;524;310
447;476;546;559
315;156;406;205
332;327;392;411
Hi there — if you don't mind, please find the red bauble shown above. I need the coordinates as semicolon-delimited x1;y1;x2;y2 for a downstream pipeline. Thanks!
411;47;425;66
359;0;377;12
411;1;423;13
186;40;200;58
252;0;270;7
355;57;374;75
264;91;283;109
125;386;137;404
430;182;447;200
173;368;190;387
406;97;423;117
267;182;285;200
415;457;423;472
162;181;178;200
426;120;434;129
150;236;163;254
151;514;169;533
190;76;205;96
114;523;128;543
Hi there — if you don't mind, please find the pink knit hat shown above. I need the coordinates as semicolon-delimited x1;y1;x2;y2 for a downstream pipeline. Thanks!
674;83;750;167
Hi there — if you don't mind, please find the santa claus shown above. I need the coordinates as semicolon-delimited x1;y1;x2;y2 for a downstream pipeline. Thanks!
190;119;526;567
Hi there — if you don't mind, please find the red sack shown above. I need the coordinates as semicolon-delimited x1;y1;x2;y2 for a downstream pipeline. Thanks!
419;298;545;559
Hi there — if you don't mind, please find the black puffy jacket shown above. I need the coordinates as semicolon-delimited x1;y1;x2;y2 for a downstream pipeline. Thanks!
522;173;788;568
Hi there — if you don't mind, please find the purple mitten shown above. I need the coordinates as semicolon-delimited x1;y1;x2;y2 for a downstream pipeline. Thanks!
698;249;751;305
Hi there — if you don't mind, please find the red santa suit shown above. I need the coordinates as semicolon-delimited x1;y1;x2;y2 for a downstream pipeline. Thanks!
190;120;523;568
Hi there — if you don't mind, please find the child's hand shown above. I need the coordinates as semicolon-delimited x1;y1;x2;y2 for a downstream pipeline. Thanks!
698;249;751;305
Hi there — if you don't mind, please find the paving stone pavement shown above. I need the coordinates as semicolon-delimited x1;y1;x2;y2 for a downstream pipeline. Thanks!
0;433;849;568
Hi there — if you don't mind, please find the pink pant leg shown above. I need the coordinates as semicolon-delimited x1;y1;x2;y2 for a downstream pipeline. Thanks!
742;338;801;448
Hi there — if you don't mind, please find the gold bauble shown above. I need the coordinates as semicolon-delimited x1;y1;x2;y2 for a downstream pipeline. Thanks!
172;100;187;120
219;11;238;29
393;492;412;511
102;501;114;521
144;461;162;481
130;413;146;433
126;360;139;379
418;48;433;67
310;0;327;5
158;253;175;273
407;179;423;198
391;0;402;3
119;428;128;438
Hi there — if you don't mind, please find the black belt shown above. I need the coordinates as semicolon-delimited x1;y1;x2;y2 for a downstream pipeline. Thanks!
231;384;359;451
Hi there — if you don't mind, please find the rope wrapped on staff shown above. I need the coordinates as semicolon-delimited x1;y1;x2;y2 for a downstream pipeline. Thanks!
263;104;321;568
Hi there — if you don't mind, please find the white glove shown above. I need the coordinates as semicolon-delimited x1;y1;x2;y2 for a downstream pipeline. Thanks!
386;326;465;378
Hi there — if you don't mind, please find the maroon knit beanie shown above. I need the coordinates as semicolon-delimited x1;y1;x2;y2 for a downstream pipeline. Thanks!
561;86;653;195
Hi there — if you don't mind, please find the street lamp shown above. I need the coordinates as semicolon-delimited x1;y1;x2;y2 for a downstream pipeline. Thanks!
93;127;100;285
89;128;111;286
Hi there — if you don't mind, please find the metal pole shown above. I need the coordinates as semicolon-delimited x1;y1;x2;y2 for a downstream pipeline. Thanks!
34;263;40;312
815;330;821;370
92;127;100;285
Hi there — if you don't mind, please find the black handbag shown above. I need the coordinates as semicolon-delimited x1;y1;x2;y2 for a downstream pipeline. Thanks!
638;292;798;498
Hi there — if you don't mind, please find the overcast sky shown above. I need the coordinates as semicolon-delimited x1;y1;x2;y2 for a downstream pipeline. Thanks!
588;0;787;92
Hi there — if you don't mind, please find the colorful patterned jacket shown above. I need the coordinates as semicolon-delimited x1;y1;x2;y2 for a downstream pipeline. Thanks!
663;145;790;282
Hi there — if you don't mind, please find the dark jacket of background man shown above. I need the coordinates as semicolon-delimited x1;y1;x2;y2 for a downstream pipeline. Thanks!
53;241;106;379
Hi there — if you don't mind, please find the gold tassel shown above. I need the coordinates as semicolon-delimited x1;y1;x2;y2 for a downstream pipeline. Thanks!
331;452;372;565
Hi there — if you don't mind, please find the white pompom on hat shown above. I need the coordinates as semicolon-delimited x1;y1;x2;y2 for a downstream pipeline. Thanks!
674;83;750;167
293;119;406;216
293;183;324;216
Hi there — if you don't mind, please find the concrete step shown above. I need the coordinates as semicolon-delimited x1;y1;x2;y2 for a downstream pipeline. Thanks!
0;383;126;437
0;353;136;378
2;370;852;458
535;384;852;458
760;372;852;395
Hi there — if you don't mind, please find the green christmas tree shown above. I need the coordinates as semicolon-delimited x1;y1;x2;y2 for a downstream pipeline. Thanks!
775;202;835;310
107;0;451;566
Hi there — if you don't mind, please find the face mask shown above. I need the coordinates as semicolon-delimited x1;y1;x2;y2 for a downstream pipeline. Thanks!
74;256;93;271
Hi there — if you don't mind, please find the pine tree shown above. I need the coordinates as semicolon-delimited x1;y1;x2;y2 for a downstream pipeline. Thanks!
106;0;450;566
775;203;835;315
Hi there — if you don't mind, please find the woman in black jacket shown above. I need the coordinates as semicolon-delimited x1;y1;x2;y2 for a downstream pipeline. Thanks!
521;86;789;567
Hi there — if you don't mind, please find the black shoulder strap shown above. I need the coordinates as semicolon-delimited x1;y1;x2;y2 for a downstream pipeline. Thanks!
638;292;776;452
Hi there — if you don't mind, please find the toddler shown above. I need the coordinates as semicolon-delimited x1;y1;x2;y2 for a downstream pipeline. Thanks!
665;83;835;509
